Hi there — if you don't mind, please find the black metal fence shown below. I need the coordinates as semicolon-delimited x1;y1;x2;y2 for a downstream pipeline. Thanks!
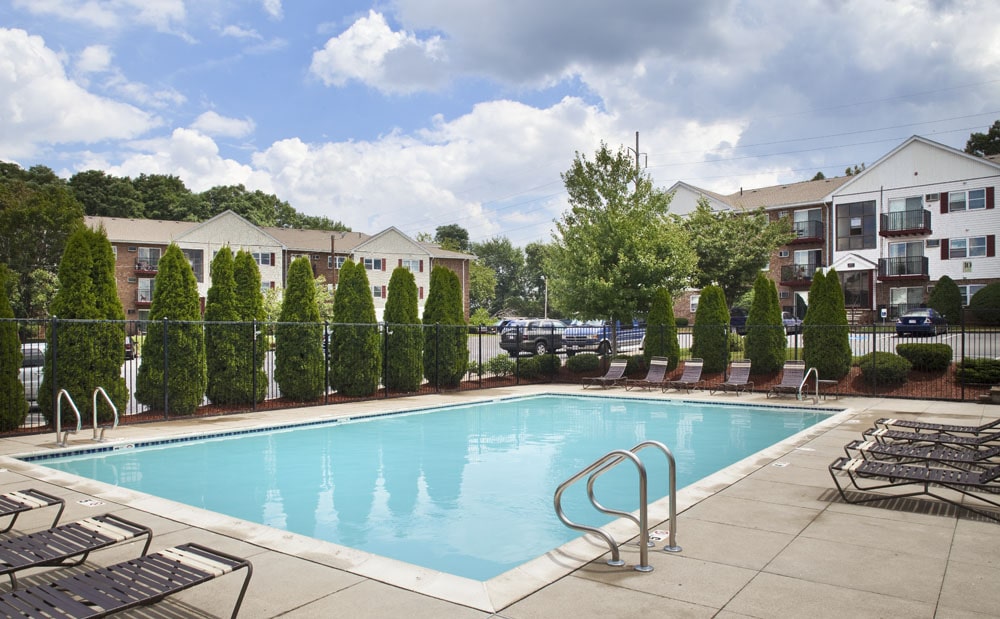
2;315;999;437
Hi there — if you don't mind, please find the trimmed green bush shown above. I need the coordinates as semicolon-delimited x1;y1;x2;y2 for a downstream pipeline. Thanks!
744;274;785;374
485;354;514;377
383;267;423;392
233;250;267;403
86;227;128;422
537;353;561;375
274;257;324;401
895;343;952;372
422;267;468;388
204;246;242;405
691;285;729;373
803;268;851;380
674;317;689;327
969;283;1000;326
330;261;381;397
857;352;911;386
644;288;679;370
515;356;541;379
927;275;961;325
956;358;1000;384
566;353;601;373
0;264;27;430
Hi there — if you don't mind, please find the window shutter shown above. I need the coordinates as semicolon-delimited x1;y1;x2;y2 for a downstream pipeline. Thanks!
941;239;949;260
382;258;386;271
398;258;402;267
419;259;424;272
270;253;275;265
987;187;995;210
419;286;424;299
270;281;275;289
940;192;948;214
988;235;996;257
381;285;387;298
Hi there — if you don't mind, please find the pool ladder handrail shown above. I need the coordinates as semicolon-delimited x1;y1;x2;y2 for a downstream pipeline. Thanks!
553;440;681;573
91;386;118;442
53;387;118;447
799;367;819;404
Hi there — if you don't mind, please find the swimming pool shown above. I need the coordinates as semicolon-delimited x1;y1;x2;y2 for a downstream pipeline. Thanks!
29;394;831;581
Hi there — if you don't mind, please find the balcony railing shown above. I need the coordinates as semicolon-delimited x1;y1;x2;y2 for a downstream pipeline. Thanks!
780;262;821;286
135;260;160;273
137;290;154;306
878;256;929;280
880;210;931;237
789;219;823;243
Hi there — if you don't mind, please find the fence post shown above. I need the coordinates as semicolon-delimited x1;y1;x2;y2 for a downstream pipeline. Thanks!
382;322;389;399
50;316;59;420
960;308;966;401
161;317;169;419
870;319;878;397
478;324;483;388
251;319;258;411
435;323;440;393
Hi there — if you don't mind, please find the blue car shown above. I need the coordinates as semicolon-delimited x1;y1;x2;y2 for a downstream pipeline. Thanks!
895;308;948;337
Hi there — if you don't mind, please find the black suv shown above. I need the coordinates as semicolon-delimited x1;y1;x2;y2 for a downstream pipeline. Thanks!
499;319;565;356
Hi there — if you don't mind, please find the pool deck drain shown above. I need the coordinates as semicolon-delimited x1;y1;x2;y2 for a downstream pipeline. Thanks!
0;385;996;618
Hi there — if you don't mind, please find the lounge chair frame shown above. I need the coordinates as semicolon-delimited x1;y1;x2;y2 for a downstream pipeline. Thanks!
582;359;628;389
862;427;1000;451
844;439;1000;472
766;360;807;399
0;489;65;534
624;357;669;391
0;542;253;619
710;359;754;396
874;416;1000;436
662;359;704;393
0;513;152;589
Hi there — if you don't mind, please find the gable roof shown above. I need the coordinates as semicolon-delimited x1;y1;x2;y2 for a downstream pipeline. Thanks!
175;210;285;247
723;175;851;210
85;216;198;244
264;227;368;253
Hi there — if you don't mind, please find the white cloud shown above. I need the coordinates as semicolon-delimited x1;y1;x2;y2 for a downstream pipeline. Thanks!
262;0;283;20
76;45;113;74
12;0;186;32
219;25;261;40
190;111;255;138
0;28;158;159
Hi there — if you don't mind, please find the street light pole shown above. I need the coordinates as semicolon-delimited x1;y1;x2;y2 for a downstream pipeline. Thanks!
542;275;548;318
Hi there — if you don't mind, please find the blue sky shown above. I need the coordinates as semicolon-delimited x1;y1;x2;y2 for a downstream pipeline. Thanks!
2;0;999;247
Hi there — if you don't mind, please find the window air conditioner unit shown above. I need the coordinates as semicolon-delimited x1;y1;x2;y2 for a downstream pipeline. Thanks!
925;239;940;248
779;291;790;299
778;250;789;258
925;193;939;202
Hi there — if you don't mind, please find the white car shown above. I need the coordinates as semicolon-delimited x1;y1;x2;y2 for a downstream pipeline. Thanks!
19;342;45;409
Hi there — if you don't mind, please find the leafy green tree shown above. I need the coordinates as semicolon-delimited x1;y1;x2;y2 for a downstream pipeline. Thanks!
969;283;1000;325
644;288;680;370
927;275;962;325
690;285;729;373
744;274;785;374
314;276;336;322
965;120;1000;157
85;226;128;422
684;198;794;307
329;261;381;396
135;244;207;414
548;142;696;323
469;261;497;312
131;174;203;221
0;264;27;430
470;237;525;314
803;269;851;380
68;170;143;218
204;247;242;404
233;250;267;403
383;266;423;392
422;266;468;387
274;257;325;400
434;225;470;251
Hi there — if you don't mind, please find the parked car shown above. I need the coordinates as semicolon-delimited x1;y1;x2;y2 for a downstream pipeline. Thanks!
563;320;645;356
124;336;135;360
782;312;803;335
730;308;748;335
499;318;565;356
19;343;45;409
896;308;948;336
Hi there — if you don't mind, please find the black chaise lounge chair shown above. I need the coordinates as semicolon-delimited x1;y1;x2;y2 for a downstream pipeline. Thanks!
862;426;1000;450
766;360;806;398
0;513;152;589
663;358;704;393
0;542;253;619
874;416;1000;436
844;439;1000;472
625;357;669;391
0;489;65;533
829;456;1000;522
582;359;628;389
710;359;754;396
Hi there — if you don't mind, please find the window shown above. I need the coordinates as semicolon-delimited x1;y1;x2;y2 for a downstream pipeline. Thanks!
948;188;986;212
792;208;822;238
363;258;384;270
181;248;204;283
137;278;154;303
890;286;924;315
836;200;876;250
329;256;346;269
401;259;421;272
689;295;699;313
839;271;870;308
260;281;274;293
372;285;384;298
959;284;987;306
137;247;160;269
888;196;922;213
949;236;986;259
252;252;273;266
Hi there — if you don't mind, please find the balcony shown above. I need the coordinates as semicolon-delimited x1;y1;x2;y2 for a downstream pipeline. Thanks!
135;260;159;274
780;262;821;287
880;210;931;237
788;220;824;244
136;290;153;307
877;256;929;281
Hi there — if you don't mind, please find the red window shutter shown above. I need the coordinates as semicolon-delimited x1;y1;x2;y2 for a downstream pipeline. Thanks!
941;239;949;260
269;281;275;289
398;258;402;267
988;235;996;257
940;192;948;214
270;253;275;265
419;286;424;299
382;259;386;271
419;260;424;272
381;285;387;297
987;187;995;210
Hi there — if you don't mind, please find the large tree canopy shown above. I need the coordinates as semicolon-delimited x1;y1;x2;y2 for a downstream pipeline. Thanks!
684;198;794;308
470;237;525;315
548;142;696;321
965;120;1000;157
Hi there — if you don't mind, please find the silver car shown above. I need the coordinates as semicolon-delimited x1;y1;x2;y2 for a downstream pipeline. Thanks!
19;343;45;409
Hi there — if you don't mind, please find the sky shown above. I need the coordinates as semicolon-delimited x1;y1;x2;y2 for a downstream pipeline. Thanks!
2;0;1000;248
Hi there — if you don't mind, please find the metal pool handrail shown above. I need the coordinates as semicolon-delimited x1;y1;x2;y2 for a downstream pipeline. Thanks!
92;387;118;441
800;367;819;404
55;389;82;447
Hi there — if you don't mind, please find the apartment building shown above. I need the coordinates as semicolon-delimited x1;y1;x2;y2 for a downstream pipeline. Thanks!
86;211;475;323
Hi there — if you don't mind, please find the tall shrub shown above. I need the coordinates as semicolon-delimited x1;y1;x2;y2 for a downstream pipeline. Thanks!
803;268;851;380
85;227;128;422
204;247;242;404
422;266;468;387
40;228;99;426
644;287;680;370
0;264;27;430
274;257;324;401
969;283;1000;326
927;275;961;325
690;285;729;373
383;266;423;392
135;244;207;415
233;250;266;403
744;273;785;374
329;261;381;396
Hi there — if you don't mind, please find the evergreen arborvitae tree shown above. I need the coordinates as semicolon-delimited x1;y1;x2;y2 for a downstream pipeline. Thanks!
135;244;207;415
383;266;423;392
744;273;785;374
204;247;242;404
86;227;128;422
690;285;729;373
233;250;266;403
802;269;851;380
422;266;468;387
822;268;852;379
0;264;27;430
802;269;826;375
329;261;381;396
39;228;99;427
274;257;324;401
644;287;680;370
927;275;961;325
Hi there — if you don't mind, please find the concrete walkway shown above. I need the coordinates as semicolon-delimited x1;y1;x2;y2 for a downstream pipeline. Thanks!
0;386;997;618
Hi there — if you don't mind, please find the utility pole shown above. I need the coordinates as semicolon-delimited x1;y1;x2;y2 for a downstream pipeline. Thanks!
627;131;647;193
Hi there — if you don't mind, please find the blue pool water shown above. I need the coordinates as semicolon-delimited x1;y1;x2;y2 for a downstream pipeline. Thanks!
32;395;830;580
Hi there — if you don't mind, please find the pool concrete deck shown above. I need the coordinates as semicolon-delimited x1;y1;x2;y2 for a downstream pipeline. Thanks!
0;385;998;618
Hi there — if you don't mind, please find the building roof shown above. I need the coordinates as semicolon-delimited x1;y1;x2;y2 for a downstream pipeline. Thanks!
263;227;368;253
85;216;198;244
723;175;851;210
